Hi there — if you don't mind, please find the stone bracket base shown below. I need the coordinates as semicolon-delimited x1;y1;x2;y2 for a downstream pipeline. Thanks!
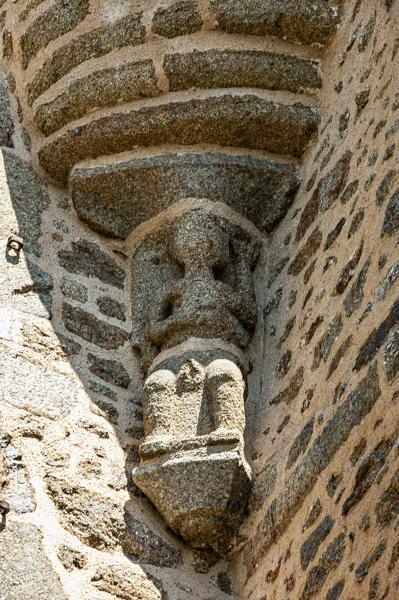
133;449;252;556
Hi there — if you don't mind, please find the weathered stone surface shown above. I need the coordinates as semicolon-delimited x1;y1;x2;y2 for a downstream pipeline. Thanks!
0;259;53;318
21;0;90;68
250;463;277;512
300;516;335;570
62;304;129;349
46;475;124;550
0;346;79;418
61;276;87;303
92;563;166;600
28;13;145;103
123;511;182;568
299;534;345;600
57;544;87;571
39;95;319;184
71;154;299;238
165;50;321;94
87;353;131;389
46;475;181;566
35;60;159;135
0;522;67;599
96;296;126;322
58;240;125;288
134;449;251;556
0;149;50;257
2;442;36;513
152;0;202;38
209;0;339;46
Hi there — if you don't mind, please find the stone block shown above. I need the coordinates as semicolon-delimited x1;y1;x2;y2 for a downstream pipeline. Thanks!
165;50;321;94
28;13;145;104
0;522;67;599
134;449;251;555
71;153;299;238
152;1;203;38
209;0;339;46
21;0;90;67
62;303;129;349
39;94;319;184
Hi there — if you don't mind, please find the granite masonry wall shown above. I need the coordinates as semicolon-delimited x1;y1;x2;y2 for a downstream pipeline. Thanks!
0;1;397;599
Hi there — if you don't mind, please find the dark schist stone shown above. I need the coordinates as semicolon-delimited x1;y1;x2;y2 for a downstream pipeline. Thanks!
39;95;319;185
97;296;126;322
246;364;380;573
87;353;131;389
312;314;343;371
342;434;396;516
62;304;129;350
270;367;304;406
300;516;335;570
299;534;346;600
326;580;345;600
343;256;371;317
354;296;399;371
383;326;399;382
376;466;399;528
381;186;399;236
71;154;300;238
209;0;339;46
286;418;314;469
355;542;386;582
152;0;202;38
296;151;352;242
288;227;322;276
58;240;125;288
334;240;364;295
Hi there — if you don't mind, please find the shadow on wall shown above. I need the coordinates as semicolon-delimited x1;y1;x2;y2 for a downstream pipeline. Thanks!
0;136;234;597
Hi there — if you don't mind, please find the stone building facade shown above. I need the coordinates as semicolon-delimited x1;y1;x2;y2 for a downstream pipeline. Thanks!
0;1;398;599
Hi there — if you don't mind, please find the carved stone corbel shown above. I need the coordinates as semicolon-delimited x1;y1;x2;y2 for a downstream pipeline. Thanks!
131;207;259;555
